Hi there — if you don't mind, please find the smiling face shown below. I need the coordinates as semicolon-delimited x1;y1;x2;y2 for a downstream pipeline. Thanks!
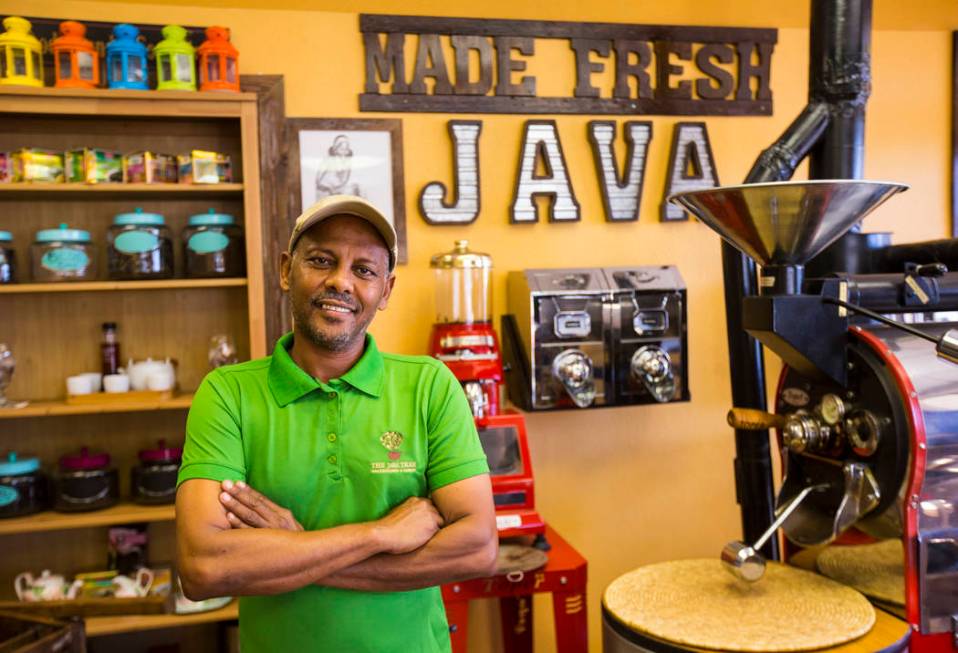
280;214;395;353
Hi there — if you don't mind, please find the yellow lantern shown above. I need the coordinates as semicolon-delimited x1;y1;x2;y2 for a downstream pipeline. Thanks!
0;17;44;87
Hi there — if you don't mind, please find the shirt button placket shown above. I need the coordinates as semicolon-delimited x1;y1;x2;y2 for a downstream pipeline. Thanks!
326;388;341;478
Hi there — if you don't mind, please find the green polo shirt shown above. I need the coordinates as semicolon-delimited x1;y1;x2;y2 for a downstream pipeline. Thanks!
177;332;488;653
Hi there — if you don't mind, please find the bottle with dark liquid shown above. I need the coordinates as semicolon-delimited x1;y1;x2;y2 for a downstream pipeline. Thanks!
101;322;120;375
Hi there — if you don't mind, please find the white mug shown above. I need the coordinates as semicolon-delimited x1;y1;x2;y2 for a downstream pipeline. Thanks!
66;375;93;396
103;374;130;393
80;372;102;393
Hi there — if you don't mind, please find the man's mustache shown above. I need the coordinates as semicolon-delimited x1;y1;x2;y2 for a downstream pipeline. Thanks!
310;292;358;311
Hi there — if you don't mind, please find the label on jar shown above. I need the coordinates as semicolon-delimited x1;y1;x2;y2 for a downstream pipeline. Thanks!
188;231;229;254
41;246;89;273
0;485;18;507
115;230;159;254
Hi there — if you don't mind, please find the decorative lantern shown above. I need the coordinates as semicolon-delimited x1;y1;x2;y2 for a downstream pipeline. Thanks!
105;24;147;90
197;26;238;92
0;17;43;87
154;25;196;91
52;21;98;89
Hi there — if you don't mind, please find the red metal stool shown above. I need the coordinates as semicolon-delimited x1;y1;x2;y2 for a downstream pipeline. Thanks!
442;525;588;653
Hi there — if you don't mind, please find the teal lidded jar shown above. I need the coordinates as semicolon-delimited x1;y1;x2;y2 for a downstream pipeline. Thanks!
31;224;95;282
107;208;174;280
183;208;244;278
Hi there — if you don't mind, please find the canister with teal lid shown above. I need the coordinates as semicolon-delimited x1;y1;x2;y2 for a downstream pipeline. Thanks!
31;223;95;282
184;208;245;277
107;207;173;280
0;452;50;518
0;230;16;284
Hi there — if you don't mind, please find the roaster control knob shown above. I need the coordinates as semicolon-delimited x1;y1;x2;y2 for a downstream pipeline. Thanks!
845;410;882;457
819;394;846;426
782;411;822;453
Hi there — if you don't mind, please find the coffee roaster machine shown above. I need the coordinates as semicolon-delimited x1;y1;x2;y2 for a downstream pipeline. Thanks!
670;180;958;653
600;0;958;650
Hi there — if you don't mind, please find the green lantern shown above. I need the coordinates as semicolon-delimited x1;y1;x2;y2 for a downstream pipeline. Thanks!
154;25;196;91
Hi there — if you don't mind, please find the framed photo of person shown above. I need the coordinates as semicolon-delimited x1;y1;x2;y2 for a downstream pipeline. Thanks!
288;117;407;264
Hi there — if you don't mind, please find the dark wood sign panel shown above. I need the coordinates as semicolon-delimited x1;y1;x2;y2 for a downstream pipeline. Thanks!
360;14;776;116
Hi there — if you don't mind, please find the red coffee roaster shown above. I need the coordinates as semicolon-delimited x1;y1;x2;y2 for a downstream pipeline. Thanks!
429;241;546;542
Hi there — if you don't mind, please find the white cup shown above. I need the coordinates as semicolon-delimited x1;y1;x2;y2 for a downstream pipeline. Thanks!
146;370;174;392
66;375;93;396
80;372;102;393
103;374;131;393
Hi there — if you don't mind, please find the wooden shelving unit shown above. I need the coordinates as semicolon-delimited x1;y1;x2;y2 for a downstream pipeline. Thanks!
0;502;175;535
85;601;238;637
0;393;193;419
0;86;265;640
0;279;247;294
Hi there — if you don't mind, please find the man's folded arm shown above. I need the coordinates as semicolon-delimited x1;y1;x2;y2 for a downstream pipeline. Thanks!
317;473;498;592
176;478;436;599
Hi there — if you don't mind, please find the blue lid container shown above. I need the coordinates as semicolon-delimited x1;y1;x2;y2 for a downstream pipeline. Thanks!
189;208;236;227
35;223;91;243
0;452;40;476
0;231;12;242
114;207;166;226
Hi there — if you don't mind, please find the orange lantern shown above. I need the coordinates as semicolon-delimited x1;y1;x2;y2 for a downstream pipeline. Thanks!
197;26;238;92
52;20;98;89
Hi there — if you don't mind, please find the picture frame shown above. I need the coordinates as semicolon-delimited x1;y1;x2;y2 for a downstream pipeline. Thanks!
287;118;407;264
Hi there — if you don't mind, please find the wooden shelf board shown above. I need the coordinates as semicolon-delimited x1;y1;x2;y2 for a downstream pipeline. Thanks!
0;393;193;419
0;183;244;196
0;502;175;535
85;601;238;637
0;87;256;102
0;279;247;294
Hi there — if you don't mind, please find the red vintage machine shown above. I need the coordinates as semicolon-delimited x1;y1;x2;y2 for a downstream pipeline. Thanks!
429;241;546;541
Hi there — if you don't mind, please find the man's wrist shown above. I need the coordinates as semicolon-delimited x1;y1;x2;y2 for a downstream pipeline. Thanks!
365;521;390;555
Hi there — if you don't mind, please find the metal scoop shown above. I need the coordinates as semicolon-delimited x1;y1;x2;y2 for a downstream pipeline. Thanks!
721;483;827;582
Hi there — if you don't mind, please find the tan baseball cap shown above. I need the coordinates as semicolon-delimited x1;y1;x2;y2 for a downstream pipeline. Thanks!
288;195;398;271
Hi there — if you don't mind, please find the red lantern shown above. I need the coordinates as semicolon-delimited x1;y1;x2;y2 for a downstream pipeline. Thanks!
52;20;98;89
197;26;239;93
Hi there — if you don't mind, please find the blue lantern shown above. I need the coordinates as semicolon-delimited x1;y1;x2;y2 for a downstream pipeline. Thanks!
106;24;147;90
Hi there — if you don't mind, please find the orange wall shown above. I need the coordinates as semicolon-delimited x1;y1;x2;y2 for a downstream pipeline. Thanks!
6;1;955;650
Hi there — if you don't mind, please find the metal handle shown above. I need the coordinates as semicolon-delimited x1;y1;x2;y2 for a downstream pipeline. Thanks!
754;483;826;551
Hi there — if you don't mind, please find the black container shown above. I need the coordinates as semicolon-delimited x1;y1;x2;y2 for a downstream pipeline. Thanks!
131;440;182;505
0;231;15;284
54;448;119;513
0;453;49;518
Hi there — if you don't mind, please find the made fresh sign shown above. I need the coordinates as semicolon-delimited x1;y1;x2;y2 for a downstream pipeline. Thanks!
360;14;776;116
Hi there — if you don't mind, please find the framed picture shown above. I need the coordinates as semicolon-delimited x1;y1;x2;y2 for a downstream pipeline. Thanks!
288;118;407;264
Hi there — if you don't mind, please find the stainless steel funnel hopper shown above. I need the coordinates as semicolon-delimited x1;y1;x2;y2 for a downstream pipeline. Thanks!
669;180;908;294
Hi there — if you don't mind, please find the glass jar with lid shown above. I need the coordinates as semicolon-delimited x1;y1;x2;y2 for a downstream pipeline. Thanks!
31;223;95;282
131;440;182;505
429;240;493;325
0;452;49;518
0;230;15;283
107;208;174;280
183;208;245;278
53;447;118;513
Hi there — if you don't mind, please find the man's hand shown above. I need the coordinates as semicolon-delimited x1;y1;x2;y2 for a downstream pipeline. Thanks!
219;481;443;554
220;479;304;531
372;497;444;554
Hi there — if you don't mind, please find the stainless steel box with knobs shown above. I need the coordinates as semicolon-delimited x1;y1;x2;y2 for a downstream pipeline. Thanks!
503;266;689;410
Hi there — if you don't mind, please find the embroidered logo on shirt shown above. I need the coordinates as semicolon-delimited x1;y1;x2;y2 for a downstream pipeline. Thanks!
372;431;417;474
380;431;403;460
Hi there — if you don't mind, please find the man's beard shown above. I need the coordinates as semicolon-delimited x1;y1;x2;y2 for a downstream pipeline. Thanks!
291;293;368;353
